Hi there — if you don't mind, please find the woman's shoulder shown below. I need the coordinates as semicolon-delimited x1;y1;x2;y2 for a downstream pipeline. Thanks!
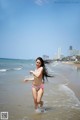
40;66;43;70
37;66;43;71
35;67;43;71
38;67;43;71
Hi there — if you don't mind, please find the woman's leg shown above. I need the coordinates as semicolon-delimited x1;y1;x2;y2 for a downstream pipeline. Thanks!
32;87;38;109
37;88;44;107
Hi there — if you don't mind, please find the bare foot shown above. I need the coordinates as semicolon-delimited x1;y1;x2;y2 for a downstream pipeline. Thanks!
40;101;43;107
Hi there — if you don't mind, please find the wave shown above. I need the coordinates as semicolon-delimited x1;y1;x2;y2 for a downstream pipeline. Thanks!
59;84;80;107
13;67;22;71
0;69;7;72
0;67;23;72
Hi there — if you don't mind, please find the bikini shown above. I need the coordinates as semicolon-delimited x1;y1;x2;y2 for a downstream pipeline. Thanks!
32;83;44;91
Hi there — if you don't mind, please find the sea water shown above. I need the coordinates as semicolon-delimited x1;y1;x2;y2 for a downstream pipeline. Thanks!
0;58;80;120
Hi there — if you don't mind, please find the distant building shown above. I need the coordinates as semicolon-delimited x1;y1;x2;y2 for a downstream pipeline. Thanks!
69;46;80;56
72;49;80;56
57;48;61;59
69;46;73;56
69;46;73;50
53;48;64;60
43;55;49;60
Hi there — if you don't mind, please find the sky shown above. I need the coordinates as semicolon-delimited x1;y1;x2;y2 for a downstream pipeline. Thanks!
0;0;80;59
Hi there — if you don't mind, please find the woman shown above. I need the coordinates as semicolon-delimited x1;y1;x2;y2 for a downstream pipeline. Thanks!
24;57;53;112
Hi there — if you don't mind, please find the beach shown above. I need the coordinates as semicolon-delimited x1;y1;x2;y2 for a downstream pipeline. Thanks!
0;59;80;120
62;61;80;100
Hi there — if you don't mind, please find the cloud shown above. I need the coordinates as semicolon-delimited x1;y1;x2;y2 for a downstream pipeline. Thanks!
34;0;48;6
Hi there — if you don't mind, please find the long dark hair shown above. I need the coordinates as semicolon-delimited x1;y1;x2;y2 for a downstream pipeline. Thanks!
36;57;53;83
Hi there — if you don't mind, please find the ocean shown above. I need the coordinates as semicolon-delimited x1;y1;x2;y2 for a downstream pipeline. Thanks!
0;58;80;120
0;58;35;75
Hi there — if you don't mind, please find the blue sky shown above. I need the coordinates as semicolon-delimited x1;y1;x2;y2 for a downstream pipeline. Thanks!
0;0;80;59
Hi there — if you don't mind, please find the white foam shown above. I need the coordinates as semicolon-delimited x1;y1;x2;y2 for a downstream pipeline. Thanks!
59;84;80;107
22;116;29;120
0;67;22;72
47;67;54;74
48;84;80;110
52;61;59;67
13;67;22;71
35;107;46;113
0;69;7;72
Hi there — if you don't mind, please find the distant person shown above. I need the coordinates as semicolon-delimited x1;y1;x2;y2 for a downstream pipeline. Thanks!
24;57;53;112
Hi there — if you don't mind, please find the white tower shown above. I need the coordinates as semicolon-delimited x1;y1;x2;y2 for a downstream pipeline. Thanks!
58;48;61;59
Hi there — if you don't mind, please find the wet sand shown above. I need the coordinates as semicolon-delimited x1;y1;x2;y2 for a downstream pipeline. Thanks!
62;61;80;100
0;62;80;120
62;61;80;68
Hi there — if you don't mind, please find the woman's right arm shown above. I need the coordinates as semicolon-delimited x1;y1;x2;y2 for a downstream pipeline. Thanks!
24;77;34;82
30;67;43;78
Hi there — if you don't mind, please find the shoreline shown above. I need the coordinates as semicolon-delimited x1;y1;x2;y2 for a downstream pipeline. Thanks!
61;61;80;101
67;82;80;101
62;61;80;68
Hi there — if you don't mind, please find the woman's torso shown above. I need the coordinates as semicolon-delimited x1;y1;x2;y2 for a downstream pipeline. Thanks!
32;75;43;86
